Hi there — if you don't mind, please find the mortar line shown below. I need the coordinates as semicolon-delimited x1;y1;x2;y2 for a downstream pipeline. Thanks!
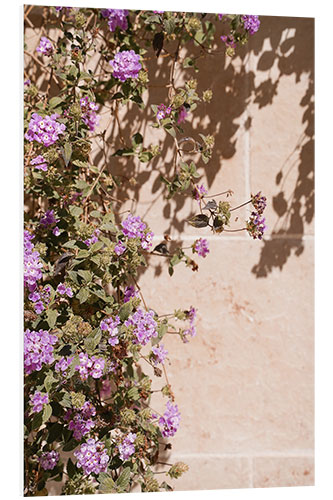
151;234;314;242
169;451;314;459
244;49;251;205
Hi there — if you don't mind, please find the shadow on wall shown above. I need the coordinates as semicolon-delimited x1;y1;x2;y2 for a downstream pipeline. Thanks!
25;11;314;279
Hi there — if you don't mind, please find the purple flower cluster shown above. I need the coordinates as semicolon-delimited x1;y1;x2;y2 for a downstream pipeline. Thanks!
183;306;197;342
157;104;172;121
121;214;154;250
25;113;66;147
193;238;210;258
29;285;51;314
100;315;121;346
242;15;261;35
74;438;109;476
40;210;60;236
84;229;100;247
30;155;48;171
29;391;49;413
65;401;96;440
114;240;126;256
57;283;73;298
109;50;142;82
55;356;74;377
79;96;100;132
220;34;236;49
117;432;136;461
75;353;105;380
36;37;54;56
123;286;138;303
101;9;129;31
193;183;207;203
24;329;58;375
24;231;43;292
247;191;267;240
124;308;158;346
158;400;181;437
151;344;168;365
39;451;59;470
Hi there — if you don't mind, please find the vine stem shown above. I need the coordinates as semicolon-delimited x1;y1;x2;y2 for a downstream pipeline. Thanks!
230;200;252;212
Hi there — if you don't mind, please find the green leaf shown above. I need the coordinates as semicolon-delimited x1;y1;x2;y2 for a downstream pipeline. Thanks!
152;321;168;346
164;124;176;138
44;373;57;392
127;386;140;401
46;309;58;329
67;270;79;284
76;249;90;258
99;475;117;494
47;422;63;443
66;458;76;479
63;240;77;249
164;18;176;35
49;96;63;109
62;142;73;167
84;329;102;354
42;403;52;424
76;287;90;304
116;467;131;491
31;411;43;430
62;438;78;452
188;214;210;228
77;270;92;283
132;132;143;148
59;392;72;408
119;301;133;322
69;205;83;218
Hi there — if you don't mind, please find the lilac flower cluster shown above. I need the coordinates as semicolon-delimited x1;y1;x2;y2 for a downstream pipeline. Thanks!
123;286;139;303
29;285;51;314
84;229;100;246
24;329;58;375
40;209;60;236
36;37;54;56
114;240;126;256
242;15;261;35
65;401;96;440
192;184;207;203
109;50;142;82
79;97;100;132
24;231;43;292
29;391;49;413
75;353;105;380
156;104;172;121
158;400;181;438
39;451;60;470
151;344;168;365
55;355;74;377
25;113;66;147
246;191;267;240
101;9;129;31
57;283;73;298
121;214;154;250
30;155;48;171
183;306;197;342
124;308;158;346
193;238;210;258
100;315;121;346
74;438;109;476
220;34;236;49
117;432;136;461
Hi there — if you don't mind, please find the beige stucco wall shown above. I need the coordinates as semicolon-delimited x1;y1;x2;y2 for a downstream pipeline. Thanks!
25;8;314;492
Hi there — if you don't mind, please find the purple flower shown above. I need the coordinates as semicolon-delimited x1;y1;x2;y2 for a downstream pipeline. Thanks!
218;14;225;20
56;283;73;298
246;212;266;240
100;316;120;346
124;308;158;346
123;286;138;303
25;113;66;147
101;9;129;31
53;226;60;236
251;191;267;214
55;356;74;377
24;329;58;375
36;37;54;56
109;50;142;82
183;306;197;342
40;209;59;227
39;451;59;470
84;229;100;247
151;344;168;365
192;184;207;203
114;240;126;256
29;391;49;413
79;96;100;132
193;238;210;258
75;353;105;380
158;400;180;437
220;34;236;49
121;214;154;250
30;155;48;171
177;106;187;124
24;231;43;292
242;15;260;35
24;79;31;87
74;438;109;476
156;103;172;120
65;401;96;440
118;432;136;461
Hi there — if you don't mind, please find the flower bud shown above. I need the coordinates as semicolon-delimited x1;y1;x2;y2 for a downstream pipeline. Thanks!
202;89;213;102
167;462;189;479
